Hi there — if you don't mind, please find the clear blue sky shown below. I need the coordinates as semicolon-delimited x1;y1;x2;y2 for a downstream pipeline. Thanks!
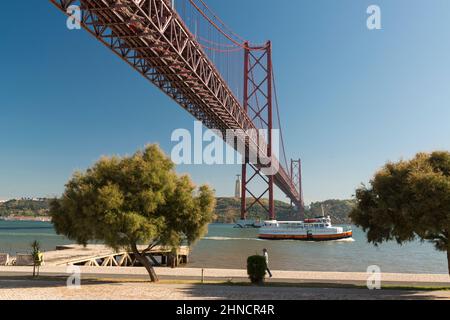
1;0;450;204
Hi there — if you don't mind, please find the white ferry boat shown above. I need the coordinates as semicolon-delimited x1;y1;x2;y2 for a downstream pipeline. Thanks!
258;216;352;241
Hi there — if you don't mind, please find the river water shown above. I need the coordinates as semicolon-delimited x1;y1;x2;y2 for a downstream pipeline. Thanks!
0;221;447;274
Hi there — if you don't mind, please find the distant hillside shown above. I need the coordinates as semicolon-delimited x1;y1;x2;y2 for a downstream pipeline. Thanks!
0;197;356;224
214;197;299;223
0;199;51;217
0;197;300;222
305;199;356;224
215;197;355;224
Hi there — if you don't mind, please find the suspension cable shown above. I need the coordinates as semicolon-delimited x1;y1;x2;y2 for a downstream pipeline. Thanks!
188;0;247;48
197;35;240;48
194;0;248;43
272;64;290;174
187;0;267;49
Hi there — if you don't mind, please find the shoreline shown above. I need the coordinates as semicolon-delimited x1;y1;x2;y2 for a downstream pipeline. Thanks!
0;216;51;222
1;223;447;275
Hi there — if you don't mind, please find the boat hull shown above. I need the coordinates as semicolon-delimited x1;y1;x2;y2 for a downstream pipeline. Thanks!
258;231;353;241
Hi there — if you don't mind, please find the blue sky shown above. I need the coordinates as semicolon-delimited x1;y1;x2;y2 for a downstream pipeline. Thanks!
1;1;450;204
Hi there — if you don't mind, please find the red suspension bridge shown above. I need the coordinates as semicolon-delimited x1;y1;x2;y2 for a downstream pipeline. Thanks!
50;0;305;220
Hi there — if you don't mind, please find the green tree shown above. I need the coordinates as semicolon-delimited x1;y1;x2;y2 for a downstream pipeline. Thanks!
50;145;215;282
350;151;450;274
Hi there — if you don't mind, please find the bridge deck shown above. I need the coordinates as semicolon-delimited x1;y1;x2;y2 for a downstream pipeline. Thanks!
49;0;302;207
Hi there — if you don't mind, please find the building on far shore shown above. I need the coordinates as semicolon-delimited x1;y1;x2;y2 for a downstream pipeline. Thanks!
235;175;241;199
0;215;51;222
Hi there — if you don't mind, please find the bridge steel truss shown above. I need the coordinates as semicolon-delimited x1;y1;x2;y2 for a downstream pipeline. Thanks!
50;0;303;218
241;42;275;220
290;159;304;217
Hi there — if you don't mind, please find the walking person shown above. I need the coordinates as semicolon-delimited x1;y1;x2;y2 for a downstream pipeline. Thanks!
262;248;273;278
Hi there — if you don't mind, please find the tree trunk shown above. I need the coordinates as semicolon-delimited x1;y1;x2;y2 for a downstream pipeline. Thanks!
447;246;450;276
132;244;158;282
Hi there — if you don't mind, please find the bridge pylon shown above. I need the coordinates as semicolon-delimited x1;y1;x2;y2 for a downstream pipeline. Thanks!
291;159;305;219
48;0;303;220
241;41;275;221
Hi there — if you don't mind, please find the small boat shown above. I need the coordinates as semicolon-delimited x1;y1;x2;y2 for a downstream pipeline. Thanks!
258;216;352;241
235;219;264;229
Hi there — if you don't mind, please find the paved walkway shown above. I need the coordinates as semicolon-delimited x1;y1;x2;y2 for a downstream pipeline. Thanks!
1;266;449;286
0;266;450;286
1;267;449;300
0;279;449;300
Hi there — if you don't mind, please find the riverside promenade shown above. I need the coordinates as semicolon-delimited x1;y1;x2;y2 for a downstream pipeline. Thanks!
1;280;449;300
1;266;449;287
1;266;449;300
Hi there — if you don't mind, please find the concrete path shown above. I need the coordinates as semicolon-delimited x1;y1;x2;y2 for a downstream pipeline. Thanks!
1;266;449;287
0;279;448;300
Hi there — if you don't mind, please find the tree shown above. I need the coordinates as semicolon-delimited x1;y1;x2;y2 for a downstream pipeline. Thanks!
50;145;215;282
350;151;450;275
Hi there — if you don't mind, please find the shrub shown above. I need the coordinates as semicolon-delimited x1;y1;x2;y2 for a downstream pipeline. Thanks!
247;255;266;284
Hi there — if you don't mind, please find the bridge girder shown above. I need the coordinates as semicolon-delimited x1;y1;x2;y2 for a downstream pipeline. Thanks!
50;0;303;215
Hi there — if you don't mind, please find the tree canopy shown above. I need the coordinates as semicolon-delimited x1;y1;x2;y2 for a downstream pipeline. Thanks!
50;145;216;281
350;151;450;274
